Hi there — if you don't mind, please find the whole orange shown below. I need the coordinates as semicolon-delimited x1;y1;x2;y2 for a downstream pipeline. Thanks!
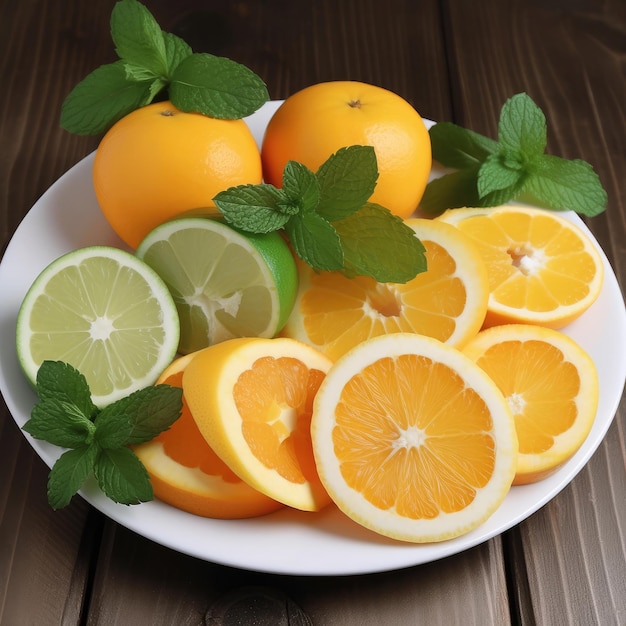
93;101;263;249
261;81;432;219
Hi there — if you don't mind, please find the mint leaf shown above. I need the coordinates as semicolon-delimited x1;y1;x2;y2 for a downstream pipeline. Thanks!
95;447;153;505
25;355;184;509
170;53;269;119
215;184;291;233
498;93;546;158
24;400;96;449
47;444;99;510
282;161;320;214
333;203;427;283
520;155;607;216
285;212;344;272
421;167;482;214
316;146;379;220
429;122;498;169
35;361;97;419
111;0;168;78
114;384;182;444
163;32;193;73
94;410;133;449
477;152;526;202
60;61;154;135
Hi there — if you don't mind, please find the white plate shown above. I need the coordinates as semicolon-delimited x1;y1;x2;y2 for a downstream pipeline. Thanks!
1;101;625;576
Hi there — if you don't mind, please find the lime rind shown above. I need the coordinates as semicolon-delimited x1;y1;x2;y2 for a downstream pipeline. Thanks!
136;217;298;354
16;246;180;408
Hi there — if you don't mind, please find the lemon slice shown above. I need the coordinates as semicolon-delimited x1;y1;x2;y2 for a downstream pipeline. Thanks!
437;206;604;329
136;218;298;354
281;217;489;360
16;246;180;408
183;337;333;512
463;324;599;485
311;333;518;543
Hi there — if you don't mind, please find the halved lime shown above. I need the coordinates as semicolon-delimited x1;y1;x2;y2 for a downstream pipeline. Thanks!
135;218;298;354
16;246;180;408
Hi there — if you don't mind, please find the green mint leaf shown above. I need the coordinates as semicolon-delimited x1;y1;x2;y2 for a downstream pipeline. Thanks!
35;361;97;419
47;444;99;510
316;146;379;220
420;167;482;214
285;213;344;272
520;154;607;216
477;153;525;202
24;399;96;449
281;161;320;217
163;31;193;73
93;384;182;447
94;410;133;450
215;184;291;233
114;384;183;444
429;122;498;169
169;53;269;119
333;203;427;283
60;61;154;135
498;93;546;158
110;0;168;77
95;447;153;505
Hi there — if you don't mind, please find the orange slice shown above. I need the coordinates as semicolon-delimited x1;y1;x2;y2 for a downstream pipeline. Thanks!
463;324;599;485
281;218;489;361
183;337;333;511
311;333;518;543
437;205;604;329
133;353;284;518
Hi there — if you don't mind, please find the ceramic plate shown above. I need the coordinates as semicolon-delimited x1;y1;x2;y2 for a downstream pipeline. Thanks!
1;101;625;576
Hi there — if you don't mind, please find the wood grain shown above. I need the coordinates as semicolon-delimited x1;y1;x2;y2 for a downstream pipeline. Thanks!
1;0;624;624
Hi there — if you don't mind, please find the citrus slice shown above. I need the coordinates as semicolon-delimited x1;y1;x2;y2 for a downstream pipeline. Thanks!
462;324;599;485
133;353;284;518
182;337;333;511
281;218;489;361
311;333;518;543
16;246;179;408
437;205;604;329
135;217;298;354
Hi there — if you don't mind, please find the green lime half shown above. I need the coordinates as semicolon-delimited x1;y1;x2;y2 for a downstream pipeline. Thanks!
16;246;180;408
135;217;298;354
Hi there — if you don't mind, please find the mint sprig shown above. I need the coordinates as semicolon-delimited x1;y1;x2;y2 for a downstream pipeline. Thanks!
22;361;182;509
421;93;607;217
214;146;427;283
61;0;268;135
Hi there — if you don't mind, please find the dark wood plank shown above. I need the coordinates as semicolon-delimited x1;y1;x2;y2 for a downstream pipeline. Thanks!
0;416;95;624
442;0;626;622
86;521;511;625
0;2;115;622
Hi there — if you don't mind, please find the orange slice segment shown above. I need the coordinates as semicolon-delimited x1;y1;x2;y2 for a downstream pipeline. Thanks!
437;205;604;329
281;218;489;361
133;353;284;518
183;337;333;511
311;333;518;543
462;324;599;485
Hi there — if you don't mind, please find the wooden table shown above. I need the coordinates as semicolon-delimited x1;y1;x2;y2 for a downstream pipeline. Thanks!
1;1;624;623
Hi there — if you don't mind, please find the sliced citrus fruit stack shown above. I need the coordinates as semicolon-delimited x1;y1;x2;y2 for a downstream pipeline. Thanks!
133;353;284;518
437;205;604;329
463;324;599;485
281;218;489;361
183;337;333;511
16;246;179;408
311;333;518;543
136;217;298;354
